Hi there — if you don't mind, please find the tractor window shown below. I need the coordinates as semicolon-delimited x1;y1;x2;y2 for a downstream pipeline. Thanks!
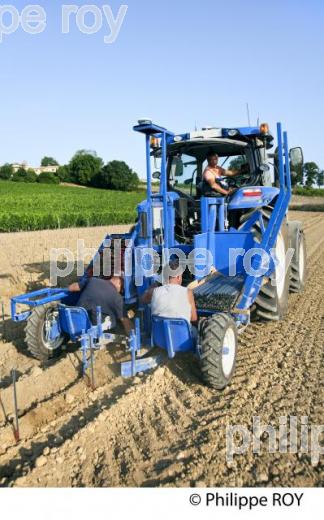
202;154;248;172
222;155;247;170
169;154;198;196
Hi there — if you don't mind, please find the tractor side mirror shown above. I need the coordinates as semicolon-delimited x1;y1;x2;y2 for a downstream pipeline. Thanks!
152;171;161;180
289;147;304;167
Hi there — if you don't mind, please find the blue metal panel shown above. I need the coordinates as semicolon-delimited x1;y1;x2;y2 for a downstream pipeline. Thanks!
201;197;210;233
194;230;256;277
133;123;174;136
193;232;213;279
11;288;70;321
201;197;226;234
228;187;280;210
218;199;225;231
58;305;91;339
169;133;190;143
160;132;170;251
283;131;292;192
145;134;153;249
121;355;162;378
151;316;195;357
222;126;261;137
214;232;256;275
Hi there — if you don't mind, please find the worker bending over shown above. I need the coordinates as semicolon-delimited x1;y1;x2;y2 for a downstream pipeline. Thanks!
68;276;132;335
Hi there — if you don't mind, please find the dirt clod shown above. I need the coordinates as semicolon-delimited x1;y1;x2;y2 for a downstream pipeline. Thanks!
35;456;47;468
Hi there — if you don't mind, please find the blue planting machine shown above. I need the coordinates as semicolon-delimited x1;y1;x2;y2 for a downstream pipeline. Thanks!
11;121;306;389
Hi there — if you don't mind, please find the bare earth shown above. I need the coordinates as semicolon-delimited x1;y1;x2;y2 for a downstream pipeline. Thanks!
290;194;324;211
0;213;323;487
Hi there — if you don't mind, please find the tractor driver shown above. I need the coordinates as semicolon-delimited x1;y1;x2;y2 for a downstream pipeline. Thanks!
68;276;133;335
202;152;250;196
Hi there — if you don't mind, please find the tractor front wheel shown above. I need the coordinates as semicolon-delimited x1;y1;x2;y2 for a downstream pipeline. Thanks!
199;313;238;389
25;304;66;361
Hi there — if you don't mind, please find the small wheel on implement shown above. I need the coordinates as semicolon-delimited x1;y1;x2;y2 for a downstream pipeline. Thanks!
25;303;66;361
199;313;238;389
288;221;307;293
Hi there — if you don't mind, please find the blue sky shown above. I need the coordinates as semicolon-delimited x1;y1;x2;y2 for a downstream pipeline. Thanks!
0;0;323;177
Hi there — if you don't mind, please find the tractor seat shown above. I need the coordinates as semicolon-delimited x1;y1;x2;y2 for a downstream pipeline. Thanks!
58;304;92;339
151;315;195;359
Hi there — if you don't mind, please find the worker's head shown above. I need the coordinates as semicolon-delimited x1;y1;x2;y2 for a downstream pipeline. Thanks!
207;152;219;167
167;258;183;285
109;275;124;293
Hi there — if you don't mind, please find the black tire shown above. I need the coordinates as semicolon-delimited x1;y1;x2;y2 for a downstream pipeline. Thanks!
288;221;307;293
199;313;238;389
240;206;290;321
25;304;66;361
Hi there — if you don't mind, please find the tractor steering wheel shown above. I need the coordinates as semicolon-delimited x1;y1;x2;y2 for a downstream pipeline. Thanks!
227;169;262;189
227;174;251;189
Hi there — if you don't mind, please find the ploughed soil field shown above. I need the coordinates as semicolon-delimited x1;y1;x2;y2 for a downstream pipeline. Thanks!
0;212;323;488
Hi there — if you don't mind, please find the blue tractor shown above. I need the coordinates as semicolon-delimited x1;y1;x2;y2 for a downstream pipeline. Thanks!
11;121;306;389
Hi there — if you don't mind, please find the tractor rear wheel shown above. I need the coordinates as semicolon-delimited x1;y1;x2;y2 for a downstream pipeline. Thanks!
288;221;307;293
240;206;290;321
25;304;66;361
199;313;238;389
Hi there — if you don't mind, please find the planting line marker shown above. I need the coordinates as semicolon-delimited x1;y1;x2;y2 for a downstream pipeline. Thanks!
12;369;20;443
90;340;96;391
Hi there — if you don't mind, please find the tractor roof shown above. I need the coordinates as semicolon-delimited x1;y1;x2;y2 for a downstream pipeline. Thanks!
134;121;274;155
134;121;274;142
169;138;248;158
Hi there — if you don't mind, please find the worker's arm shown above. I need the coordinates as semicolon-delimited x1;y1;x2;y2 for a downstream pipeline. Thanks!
204;170;232;196
140;283;159;305
114;293;134;336
216;165;239;177
188;289;198;324
68;277;90;292
68;282;81;292
223;168;239;177
222;163;250;177
120;317;134;336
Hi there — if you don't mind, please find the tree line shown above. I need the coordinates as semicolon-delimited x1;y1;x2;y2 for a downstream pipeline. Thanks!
0;151;140;192
293;162;324;188
1;151;323;190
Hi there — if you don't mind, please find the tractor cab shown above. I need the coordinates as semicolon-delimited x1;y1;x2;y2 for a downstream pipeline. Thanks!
165;136;272;244
135;122;277;247
167;137;268;199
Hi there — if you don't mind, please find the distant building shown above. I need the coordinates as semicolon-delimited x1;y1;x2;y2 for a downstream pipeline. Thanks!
35;165;59;175
12;162;27;172
12;162;59;175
